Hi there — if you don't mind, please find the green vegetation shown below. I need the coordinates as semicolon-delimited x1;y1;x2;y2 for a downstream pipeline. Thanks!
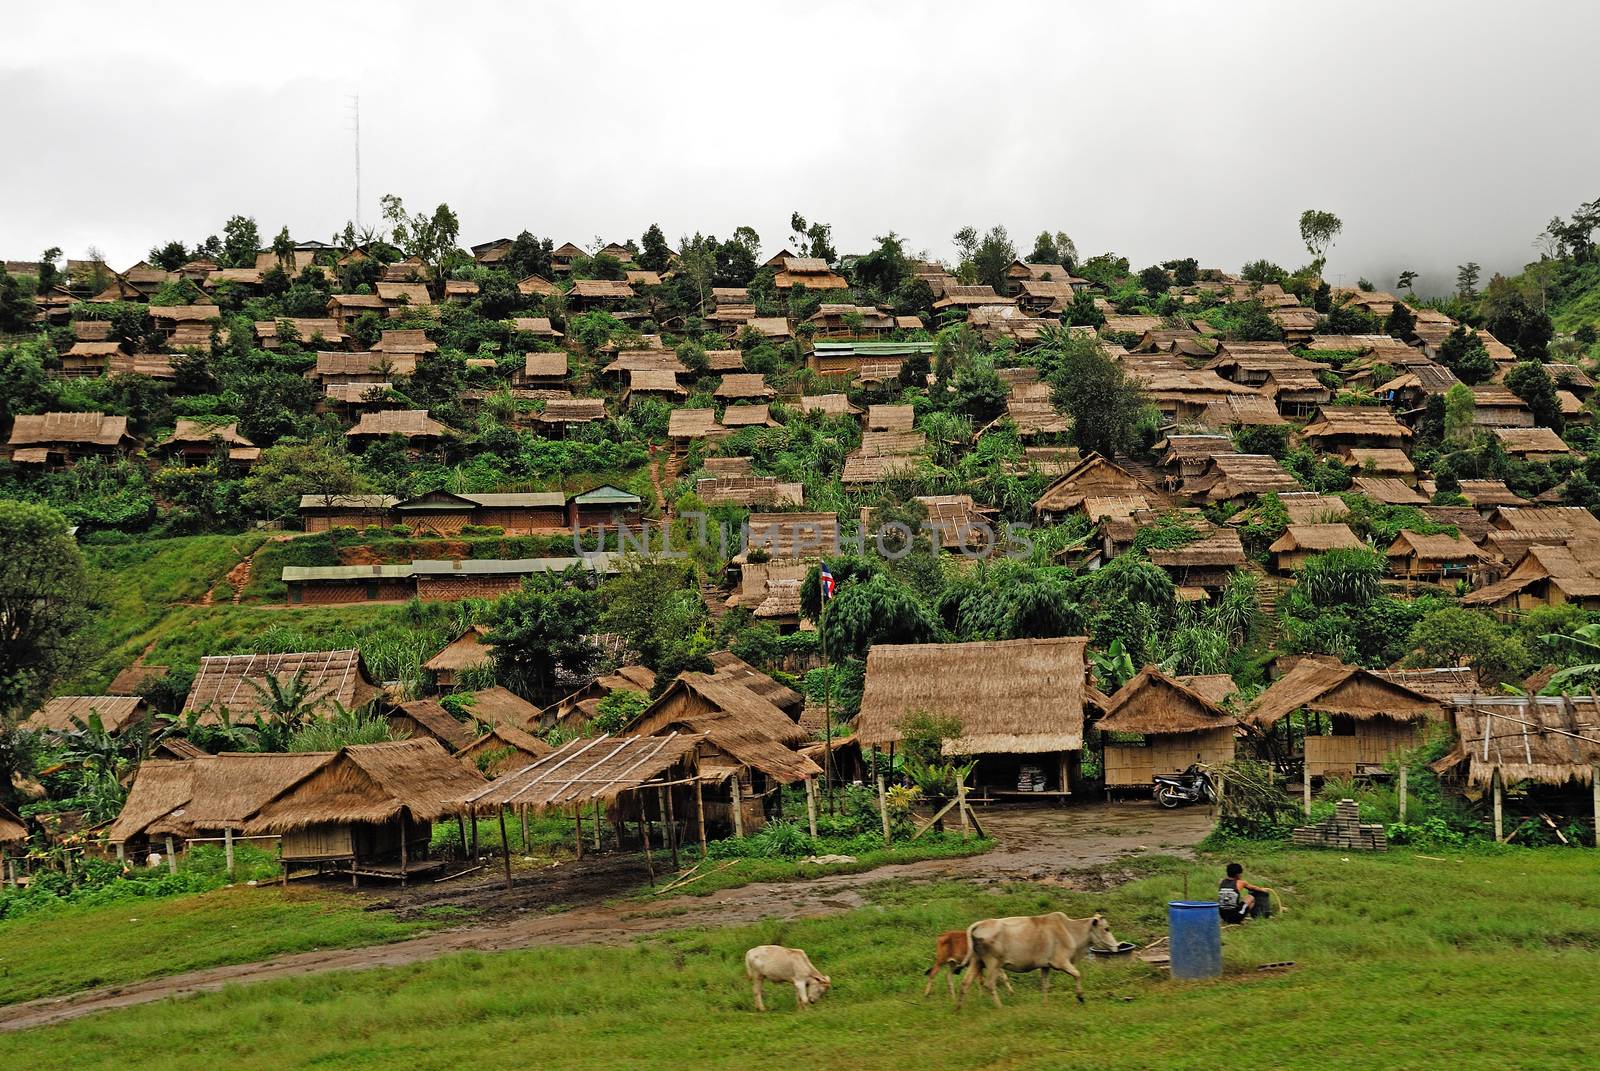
6;849;1597;1068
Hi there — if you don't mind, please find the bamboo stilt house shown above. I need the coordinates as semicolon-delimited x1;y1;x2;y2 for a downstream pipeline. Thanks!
856;636;1090;795
1094;669;1239;788
1243;656;1442;778
244;740;487;880
105;761;196;855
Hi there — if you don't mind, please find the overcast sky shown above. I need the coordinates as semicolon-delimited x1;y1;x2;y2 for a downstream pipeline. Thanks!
5;1;1596;295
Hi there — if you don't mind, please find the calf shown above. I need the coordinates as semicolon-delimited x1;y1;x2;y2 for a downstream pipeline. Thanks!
958;912;1119;1009
744;945;831;1012
922;929;1013;1000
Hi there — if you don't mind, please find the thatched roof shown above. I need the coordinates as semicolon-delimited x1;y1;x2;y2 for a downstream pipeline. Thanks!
182;650;382;724
1491;426;1572;457
0;804;24;846
867;404;915;432
1269;523;1364;554
569;278;635;300
244;740;488;833
1095;667;1239;735
1199;393;1288;427
626;368;685;395
346;409;452;439
714;373;772;400
721;404;776;428
696;475;804;508
857;636;1089;755
456;723;554;778
25;695;145;735
171;752;331;833
1243;656;1441;730
424;626;492;674
1456;480;1528;509
392;699;476;751
1342;448;1414;476
461;732;705;813
1434;695;1600;787
1033;454;1161;514
106;761;195;844
537;398;607;423
522;352;568;378
1188;453;1300;500
1148;524;1247;568
1385;530;1494;563
1463;542;1600;606
1301;407;1412;440
603;351;688;375
7;412;132;448
1275;493;1351;525
459;686;541;730
1373;667;1479;703
668;408;724;439
706;650;804;715
632;673;819;783
1352;477;1428;505
737;513;840;563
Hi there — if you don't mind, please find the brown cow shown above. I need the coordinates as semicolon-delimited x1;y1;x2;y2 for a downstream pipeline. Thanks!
745;945;831;1012
922;929;1013;1000
957;912;1119;1009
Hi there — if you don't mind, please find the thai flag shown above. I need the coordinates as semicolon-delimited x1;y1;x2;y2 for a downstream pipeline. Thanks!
819;563;836;601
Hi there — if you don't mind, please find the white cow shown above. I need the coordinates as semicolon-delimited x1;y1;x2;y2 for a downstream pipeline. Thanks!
744;945;831;1012
958;912;1119;1008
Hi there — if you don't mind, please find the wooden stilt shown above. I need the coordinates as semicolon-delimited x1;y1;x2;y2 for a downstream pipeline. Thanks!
877;768;892;846
520;804;530;852
116;842;125;865
731;777;745;838
1492;770;1504;843
638;795;655;885
1592;765;1599;848
957;774;970;837
224;827;235;880
574;808;584;861
351;842;359;888
165;835;177;875
458;812;469;859
664;787;679;870
1303;771;1313;816
592;800;602;851
399;818;409;888
499;807;513;891
805;778;818;840
471;810;479;859
695;778;708;854
1398;766;1408;824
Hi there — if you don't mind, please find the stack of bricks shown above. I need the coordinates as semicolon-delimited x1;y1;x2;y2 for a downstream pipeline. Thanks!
1291;798;1388;851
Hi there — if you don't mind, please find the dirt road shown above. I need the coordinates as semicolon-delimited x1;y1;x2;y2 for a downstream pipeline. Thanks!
0;803;1211;1033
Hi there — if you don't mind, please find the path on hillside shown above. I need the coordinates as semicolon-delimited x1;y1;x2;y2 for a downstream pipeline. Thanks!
0;804;1212;1033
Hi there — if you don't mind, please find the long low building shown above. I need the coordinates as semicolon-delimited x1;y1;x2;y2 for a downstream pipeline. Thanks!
299;484;642;534
284;554;620;604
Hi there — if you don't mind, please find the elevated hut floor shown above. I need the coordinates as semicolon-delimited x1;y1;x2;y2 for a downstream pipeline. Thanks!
287;857;448;885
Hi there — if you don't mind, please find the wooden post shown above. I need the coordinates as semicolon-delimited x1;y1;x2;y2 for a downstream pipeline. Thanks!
877;770;892;846
457;812;469;859
398;819;409;888
638;795;655;885
663;787;679;871
695;778;708;855
805;778;818;840
1213;771;1226;820
116;842;125;864
731;777;745;838
1492;769;1504;843
520;805;530;853
224;827;235;880
592;800;602;851
351;841;359;889
574;807;586;861
1303;771;1313;816
165;835;177;875
471;810;479;859
1587;765;1600;845
957;774;970;838
499;807;513;891
1398;766;1408;824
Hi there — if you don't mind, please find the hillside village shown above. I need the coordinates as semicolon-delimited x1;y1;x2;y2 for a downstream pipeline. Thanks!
5;199;1600;893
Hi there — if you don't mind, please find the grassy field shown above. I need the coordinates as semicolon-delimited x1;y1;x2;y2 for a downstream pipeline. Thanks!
0;885;455;1006
7;846;1597;1068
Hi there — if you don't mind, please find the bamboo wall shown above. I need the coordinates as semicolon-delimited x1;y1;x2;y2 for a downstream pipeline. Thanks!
1103;729;1236;788
1306;721;1420;777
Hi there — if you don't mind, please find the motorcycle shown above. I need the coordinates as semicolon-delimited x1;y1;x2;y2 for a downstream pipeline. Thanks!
1152;763;1216;808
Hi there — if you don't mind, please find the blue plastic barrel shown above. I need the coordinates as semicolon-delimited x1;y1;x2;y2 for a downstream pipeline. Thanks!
1167;900;1222;980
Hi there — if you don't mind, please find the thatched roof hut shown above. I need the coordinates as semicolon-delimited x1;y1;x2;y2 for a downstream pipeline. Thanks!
457;686;541;730
242;740;487;835
1096;668;1238;735
706;651;804;716
24;695;146;735
346;409;453;441
456;723;553;778
423;625;492;685
1243;657;1441;731
1033;455;1161;518
0;804;25;847
857;636;1088;755
633;673;820;785
1434;695;1600;788
106;761;196;845
389;699;475;752
541;665;658;730
181;649;382;724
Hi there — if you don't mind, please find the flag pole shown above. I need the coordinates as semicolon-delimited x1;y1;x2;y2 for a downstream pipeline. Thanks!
822;592;834;817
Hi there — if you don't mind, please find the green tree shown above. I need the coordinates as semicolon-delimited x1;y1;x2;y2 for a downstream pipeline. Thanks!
271;226;295;270
1041;327;1150;459
820;574;939;661
1298;208;1343;263
1437;325;1494;384
1138;264;1170;297
1396;270;1418;293
1028;230;1077;269
148;240;189;270
241;439;368;521
1406;607;1530;684
1443;381;1477;445
1384;301;1415;340
1504;360;1563;431
486;575;601;700
638;223;672;273
380;195;461;287
0;272;32;332
0;501;93;718
1455;262;1481;300
953;225;1016;291
220;215;261;268
506;231;553;280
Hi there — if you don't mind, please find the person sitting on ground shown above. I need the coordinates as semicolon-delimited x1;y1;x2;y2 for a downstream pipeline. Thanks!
1218;862;1274;923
